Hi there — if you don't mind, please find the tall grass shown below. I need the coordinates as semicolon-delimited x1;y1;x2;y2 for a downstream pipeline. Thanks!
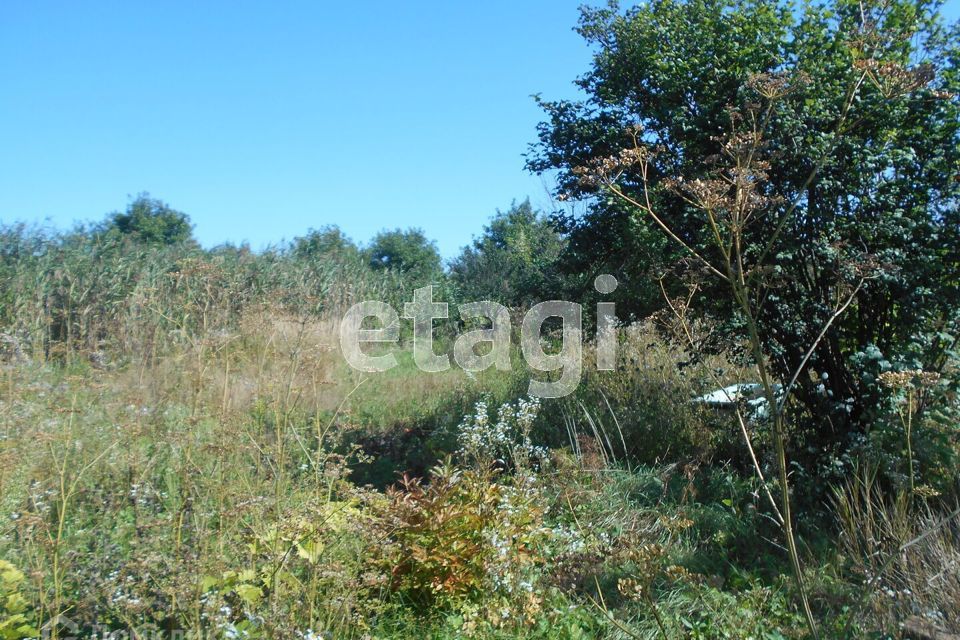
833;467;960;634
0;224;407;364
2;223;957;638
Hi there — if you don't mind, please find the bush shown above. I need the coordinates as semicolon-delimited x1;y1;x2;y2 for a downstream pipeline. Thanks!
370;460;550;627
538;321;741;467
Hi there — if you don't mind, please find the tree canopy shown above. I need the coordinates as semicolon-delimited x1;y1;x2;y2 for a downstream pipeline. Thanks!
102;193;194;246
366;227;443;284
529;0;960;449
292;225;362;263
449;200;565;308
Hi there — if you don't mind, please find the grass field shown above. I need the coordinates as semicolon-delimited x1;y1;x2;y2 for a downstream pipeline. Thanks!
2;308;956;639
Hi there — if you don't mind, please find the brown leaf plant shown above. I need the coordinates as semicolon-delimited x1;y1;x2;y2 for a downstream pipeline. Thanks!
369;459;550;632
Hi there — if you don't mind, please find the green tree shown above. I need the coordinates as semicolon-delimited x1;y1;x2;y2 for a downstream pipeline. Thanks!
366;228;443;285
292;225;361;263
450;200;564;308
529;0;960;455
103;193;194;245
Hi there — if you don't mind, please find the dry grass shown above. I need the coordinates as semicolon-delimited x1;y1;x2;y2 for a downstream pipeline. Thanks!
833;466;960;634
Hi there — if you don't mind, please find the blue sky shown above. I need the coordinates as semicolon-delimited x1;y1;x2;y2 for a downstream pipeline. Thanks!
1;1;957;259
0;1;594;258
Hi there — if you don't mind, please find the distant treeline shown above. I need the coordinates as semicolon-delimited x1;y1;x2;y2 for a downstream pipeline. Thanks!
0;194;573;363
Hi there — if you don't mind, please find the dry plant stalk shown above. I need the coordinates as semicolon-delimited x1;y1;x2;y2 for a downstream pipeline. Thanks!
570;56;907;636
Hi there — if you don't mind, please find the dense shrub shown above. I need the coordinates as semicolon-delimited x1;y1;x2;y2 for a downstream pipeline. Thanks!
529;0;960;458
370;461;550;626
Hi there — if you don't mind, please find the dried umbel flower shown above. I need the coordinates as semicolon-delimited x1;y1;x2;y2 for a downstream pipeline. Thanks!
666;165;780;225
672;177;731;211
913;484;941;499
723;130;764;157
631;542;666;565
573;144;653;187
622;541;666;584
658;514;694;535
878;370;911;389
878;369;941;390
746;71;811;100
664;564;693;583
853;58;936;97
617;577;645;600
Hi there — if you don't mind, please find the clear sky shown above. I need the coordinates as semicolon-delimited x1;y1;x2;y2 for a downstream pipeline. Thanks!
0;1;594;259
2;1;957;259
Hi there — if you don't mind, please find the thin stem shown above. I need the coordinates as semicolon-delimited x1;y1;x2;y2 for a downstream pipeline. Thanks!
606;182;729;282
906;391;915;496
779;279;865;412
658;280;783;523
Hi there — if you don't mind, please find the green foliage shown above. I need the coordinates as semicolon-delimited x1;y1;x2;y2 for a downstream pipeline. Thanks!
450;200;564;309
658;580;804;640
292;225;362;263
199;570;267;638
367;227;443;285
2;3;959;636
541;461;809;638
102;193;194;245
0;220;409;360
370;597;603;640
529;0;960;458
538;322;729;466
1;349;953;637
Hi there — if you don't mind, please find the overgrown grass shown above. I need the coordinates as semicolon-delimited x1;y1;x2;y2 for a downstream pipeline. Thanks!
1;225;959;639
0;349;802;638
